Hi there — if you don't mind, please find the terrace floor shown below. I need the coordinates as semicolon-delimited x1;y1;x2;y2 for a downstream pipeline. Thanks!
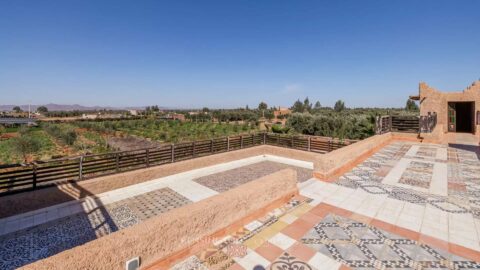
169;140;480;269
0;157;312;269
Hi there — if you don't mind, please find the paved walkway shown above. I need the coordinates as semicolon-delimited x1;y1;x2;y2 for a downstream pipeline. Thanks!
0;155;312;269
170;141;480;269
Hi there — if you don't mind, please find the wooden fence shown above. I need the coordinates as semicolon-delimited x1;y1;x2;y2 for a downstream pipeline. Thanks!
0;133;356;196
375;114;437;135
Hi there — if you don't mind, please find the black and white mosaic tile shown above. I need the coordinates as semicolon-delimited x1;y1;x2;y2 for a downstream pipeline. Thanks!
335;141;480;217
302;214;480;269
193;161;313;193
0;187;191;269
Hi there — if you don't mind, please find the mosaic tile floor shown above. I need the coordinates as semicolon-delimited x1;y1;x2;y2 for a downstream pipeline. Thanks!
398;161;433;189
193;161;313;193
303;214;479;269
336;141;480;217
0;187;192;269
170;198;480;270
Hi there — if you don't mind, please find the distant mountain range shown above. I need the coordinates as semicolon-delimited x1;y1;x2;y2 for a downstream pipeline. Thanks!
0;103;155;112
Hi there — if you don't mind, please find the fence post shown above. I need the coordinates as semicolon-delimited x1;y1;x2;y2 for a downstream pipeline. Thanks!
252;134;254;146
308;137;311;152
240;135;243;148
263;132;266;144
171;144;175;163
115;153;120;172
291;136;294;148
328;139;332;152
389;115;393;132
227;136;230;151
192;141;196;156
146;149;150;167
277;134;280;145
79;156;83;180
210;139;214;153
32;163;37;190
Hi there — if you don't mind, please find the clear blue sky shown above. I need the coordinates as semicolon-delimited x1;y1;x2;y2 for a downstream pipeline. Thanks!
1;0;479;109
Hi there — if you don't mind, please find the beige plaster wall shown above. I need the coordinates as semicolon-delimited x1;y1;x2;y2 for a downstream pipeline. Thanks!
0;145;316;219
419;80;480;135
313;132;393;179
21;169;298;270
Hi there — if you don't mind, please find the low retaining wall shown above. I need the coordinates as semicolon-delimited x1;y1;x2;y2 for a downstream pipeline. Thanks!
21;169;298;270
0;145;314;219
313;133;393;180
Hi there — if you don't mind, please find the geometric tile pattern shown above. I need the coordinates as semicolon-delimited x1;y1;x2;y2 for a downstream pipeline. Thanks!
170;195;480;270
170;255;208;270
169;197;314;270
335;141;480;217
0;187;191;270
398;161;433;189
269;253;313;269
302;214;480;269
125;188;191;220
193;161;313;193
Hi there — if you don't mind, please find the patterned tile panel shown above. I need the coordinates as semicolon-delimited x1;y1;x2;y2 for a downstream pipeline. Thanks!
193;161;312;193
335;141;480;217
302;214;480;269
398;161;433;189
0;187;191;269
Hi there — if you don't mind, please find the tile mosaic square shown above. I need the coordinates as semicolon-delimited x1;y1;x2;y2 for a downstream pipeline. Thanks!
255;241;284;262
398;161;434;189
333;141;480;220
268;232;296;250
203;250;235;270
170;255;208;270
301;214;480;269
286;242;317;262
233;249;270;270
193;161;313;193
269;252;316;270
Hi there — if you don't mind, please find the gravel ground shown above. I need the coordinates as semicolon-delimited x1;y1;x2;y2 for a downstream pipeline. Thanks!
193;161;312;193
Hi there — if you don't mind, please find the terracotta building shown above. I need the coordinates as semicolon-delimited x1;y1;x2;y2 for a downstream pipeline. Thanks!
411;80;480;138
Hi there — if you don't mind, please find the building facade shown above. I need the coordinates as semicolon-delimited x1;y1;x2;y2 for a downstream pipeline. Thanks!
413;80;480;136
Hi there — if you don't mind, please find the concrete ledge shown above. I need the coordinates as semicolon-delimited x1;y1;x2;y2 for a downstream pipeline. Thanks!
21;169;298;270
0;145;315;219
313;133;393;180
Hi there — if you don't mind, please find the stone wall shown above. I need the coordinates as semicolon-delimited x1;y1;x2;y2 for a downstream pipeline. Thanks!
20;169;298;270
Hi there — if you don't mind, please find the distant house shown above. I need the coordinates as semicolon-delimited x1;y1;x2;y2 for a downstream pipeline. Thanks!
171;113;185;121
128;110;139;116
161;113;185;121
82;113;98;119
274;107;291;119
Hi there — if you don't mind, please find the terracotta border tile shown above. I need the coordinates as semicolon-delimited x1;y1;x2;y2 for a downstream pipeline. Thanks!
281;219;313;240
146;193;296;269
419;234;449;251
392;226;420;241
449;243;480;262
255;242;284;262
286;242;316;262
349;213;373;225
370;219;396;232
298;211;323;227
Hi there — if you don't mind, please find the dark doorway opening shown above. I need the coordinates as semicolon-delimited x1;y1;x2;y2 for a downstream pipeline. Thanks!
448;102;474;133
